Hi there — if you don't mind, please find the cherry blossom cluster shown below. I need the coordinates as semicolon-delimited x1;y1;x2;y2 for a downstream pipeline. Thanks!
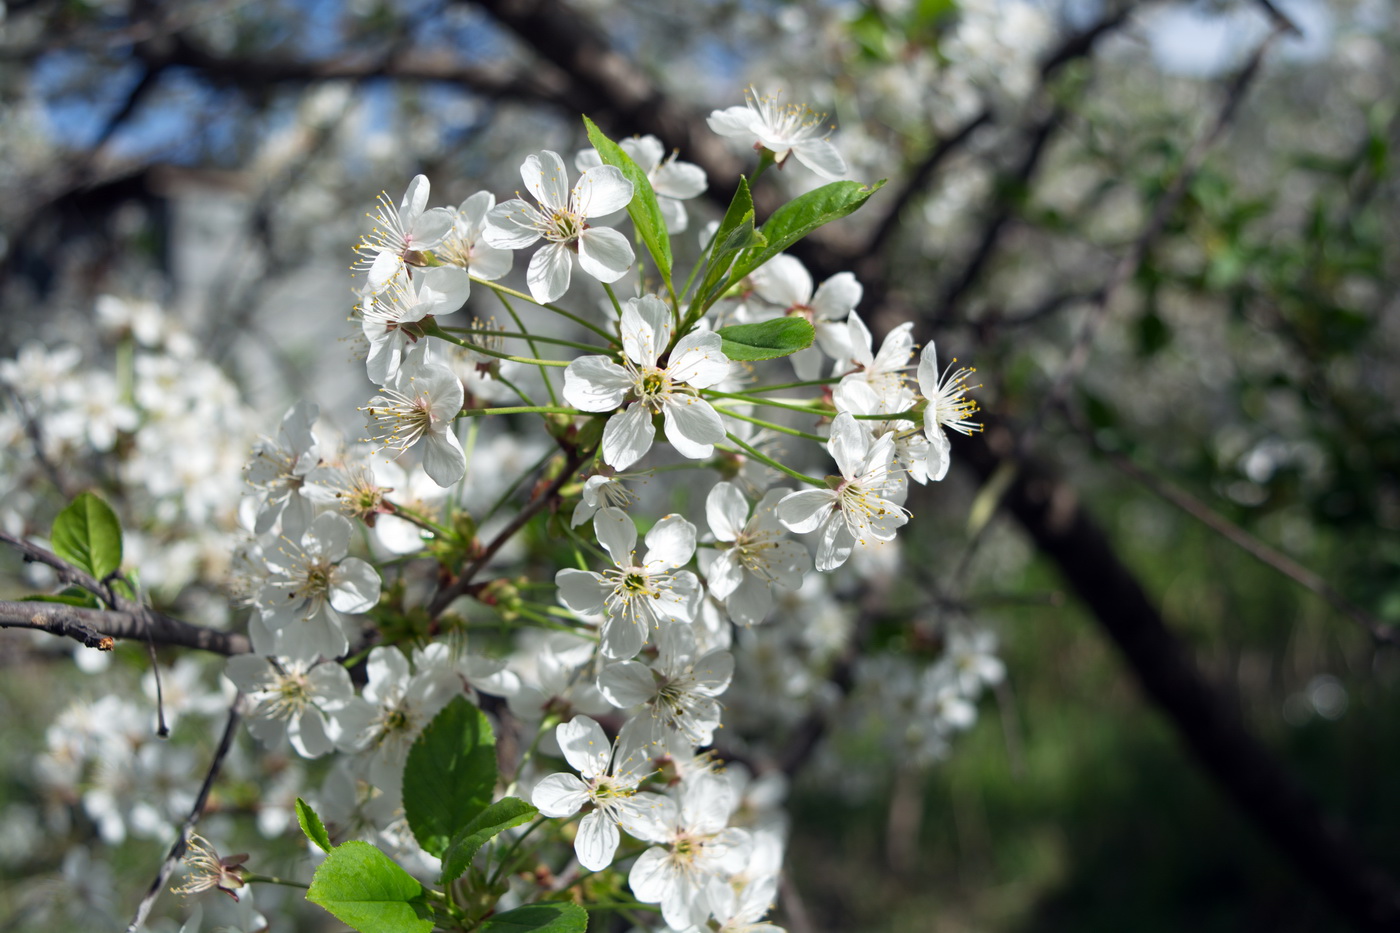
1;88;1003;933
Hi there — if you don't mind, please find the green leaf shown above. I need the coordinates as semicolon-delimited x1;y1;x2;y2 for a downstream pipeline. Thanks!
296;797;333;854
402;695;498;858
727;179;886;286
51;492;123;581
306;841;434;933
439;796;537;885
22;591;102;609
479;902;588;933
583;116;672;293
691;177;766;314
717;317;817;362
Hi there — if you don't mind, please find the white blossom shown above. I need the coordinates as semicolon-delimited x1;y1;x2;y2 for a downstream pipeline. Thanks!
484;150;635;303
255;510;381;660
577;134;707;232
364;359;466;487
702;482;810;626
357;174;456;292
564;295;730;470
776;413;908;572
531;715;670;871
707;86;847;179
555;508;701;660
916;341;980;482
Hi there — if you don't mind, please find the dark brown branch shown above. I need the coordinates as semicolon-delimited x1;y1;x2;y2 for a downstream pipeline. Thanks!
0;530;250;655
0;601;250;656
125;693;244;933
963;422;1400;930
427;446;591;617
476;3;1400;925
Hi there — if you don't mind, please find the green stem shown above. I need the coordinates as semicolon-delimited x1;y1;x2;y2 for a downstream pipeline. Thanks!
383;499;451;537
441;326;612;354
705;389;831;416
713;405;828;442
244;873;309;890
516;605;597;636
457;405;581;417
601;282;625;321
487;816;550;888
721;433;826;487
470;276;617;343
423;319;569;367
741;377;841;393
495;292;560;404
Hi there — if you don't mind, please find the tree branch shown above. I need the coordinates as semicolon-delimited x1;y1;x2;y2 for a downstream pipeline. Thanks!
0;530;250;655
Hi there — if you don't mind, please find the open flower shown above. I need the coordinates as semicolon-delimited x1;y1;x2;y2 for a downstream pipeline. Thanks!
597;623;734;747
364;359;466;487
776;412;908;572
702;482;810;626
484;150;634;303
564;295;729;470
531;715;670;871
224;654;357;758
360;266;470;385
356;175;456;292
555;508;701;659
256;510;381;660
707;86;847;179
916;341;980;482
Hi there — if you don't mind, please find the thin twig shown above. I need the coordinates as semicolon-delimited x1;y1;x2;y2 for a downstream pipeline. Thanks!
1080;428;1400;648
125;693;244;933
427;447;590;617
1032;26;1284;440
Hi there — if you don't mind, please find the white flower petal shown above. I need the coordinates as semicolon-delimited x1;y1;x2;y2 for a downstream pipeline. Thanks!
527;242;573;304
792;138;848;179
531;772;590;818
563;356;632;412
776;488;835;534
621;296;670;368
593;506;638;564
555;568;611;616
577;227;635;284
662;397;725;460
643;514;697;569
575;165;634;218
421;428;466;487
483;200;544;249
575;810;620;871
328;558;381;614
814;510;855;572
602;403;655;470
522;151;570;209
667;331;729;389
705;481;748;543
597;660;656;709
653;160;707;200
556;715;612;778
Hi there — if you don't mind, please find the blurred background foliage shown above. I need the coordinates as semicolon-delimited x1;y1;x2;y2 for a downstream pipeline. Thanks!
2;0;1399;930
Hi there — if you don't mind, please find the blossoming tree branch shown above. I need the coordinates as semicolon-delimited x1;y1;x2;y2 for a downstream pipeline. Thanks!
2;90;997;933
